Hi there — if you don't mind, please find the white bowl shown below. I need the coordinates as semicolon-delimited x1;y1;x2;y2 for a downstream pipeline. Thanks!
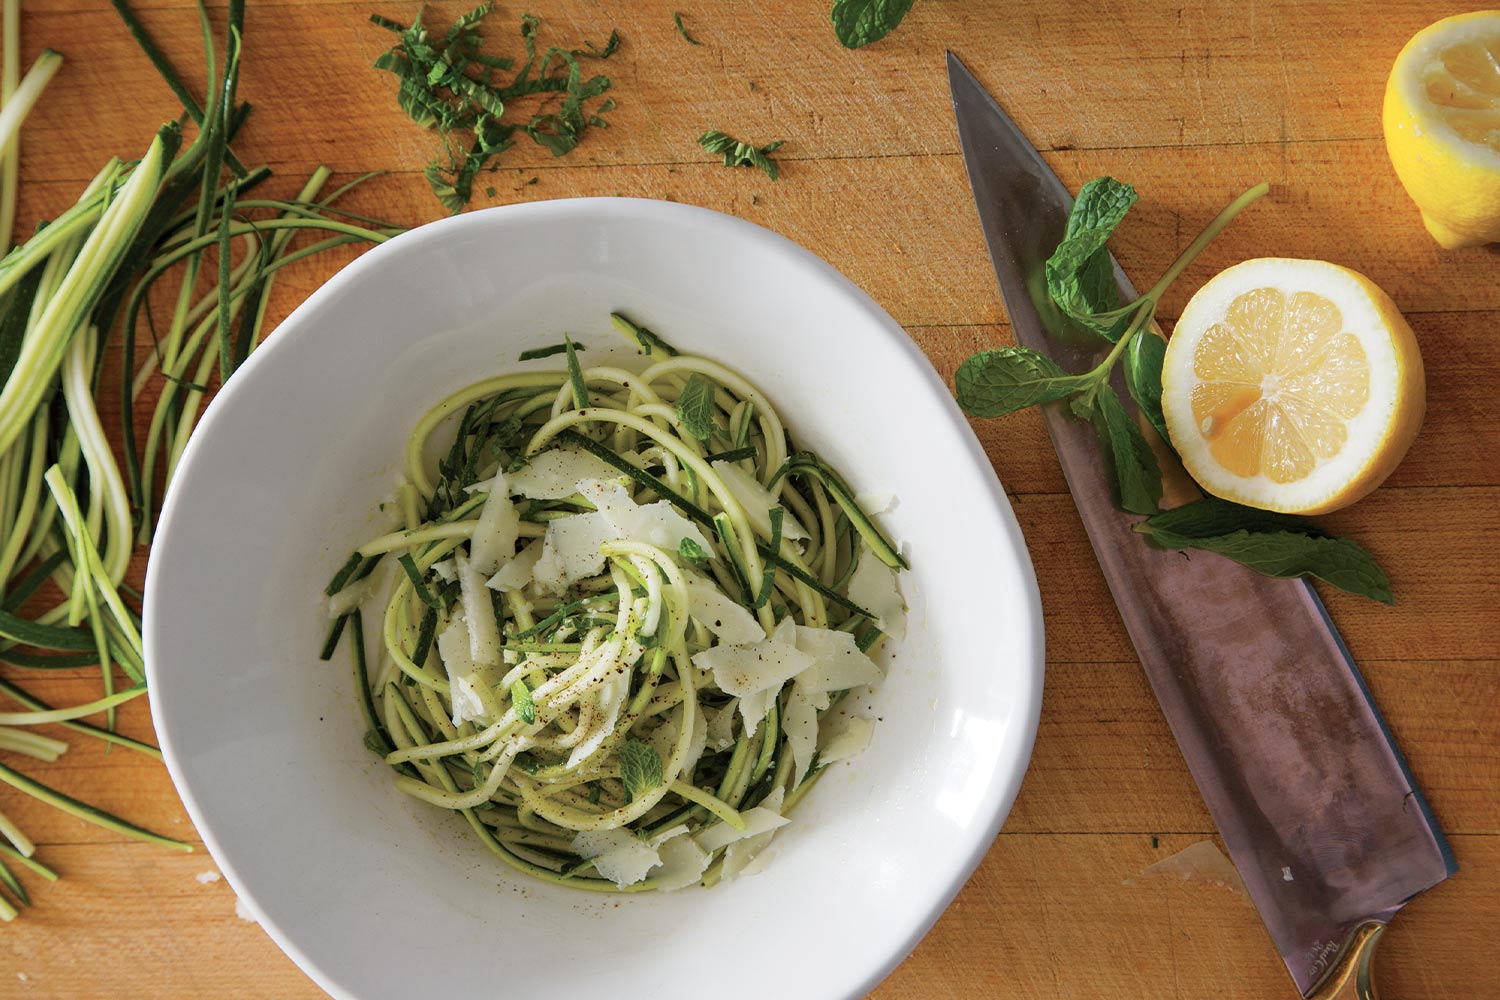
145;198;1043;1000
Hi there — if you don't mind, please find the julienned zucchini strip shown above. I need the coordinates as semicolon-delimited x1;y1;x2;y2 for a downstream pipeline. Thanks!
0;0;408;917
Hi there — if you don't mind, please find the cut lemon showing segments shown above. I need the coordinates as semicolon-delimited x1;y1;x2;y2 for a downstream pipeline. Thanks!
1383;10;1500;248
1160;259;1425;515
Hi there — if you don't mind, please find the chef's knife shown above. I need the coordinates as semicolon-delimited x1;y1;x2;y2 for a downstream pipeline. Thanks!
947;52;1455;999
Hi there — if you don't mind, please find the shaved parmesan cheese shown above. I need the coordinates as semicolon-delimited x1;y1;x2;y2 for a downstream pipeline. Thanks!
532;481;712;594
685;573;765;646
695;806;790;853
579;481;712;552
652;831;711;891
572;829;660;889
854;491;895;515
532;508;617;594
658;699;709;779
735;688;778;738
693;619;808;698
693;619;809;736
454;551;501;666
819;714;874;763
721;786;785;882
847;551;906;642
783;685;821;786
705;700;739;751
451;674;486;726
793;626;882;694
428;559;457;583
507;449;618;500
710;460;808;541
468;473;521;574
487;538;542;591
436;617;486;725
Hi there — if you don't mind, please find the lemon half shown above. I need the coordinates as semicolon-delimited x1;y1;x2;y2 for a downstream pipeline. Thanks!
1160;259;1424;514
1384;10;1500;248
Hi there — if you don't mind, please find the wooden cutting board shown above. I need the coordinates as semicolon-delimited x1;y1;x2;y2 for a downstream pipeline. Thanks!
3;2;1497;996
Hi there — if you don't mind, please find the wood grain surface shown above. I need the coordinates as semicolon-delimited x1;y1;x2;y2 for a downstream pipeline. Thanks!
3;1;1498;997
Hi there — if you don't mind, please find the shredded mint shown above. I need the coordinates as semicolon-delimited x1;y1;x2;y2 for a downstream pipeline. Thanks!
510;679;535;723
698;130;784;182
675;373;718;439
673;12;702;45
679;537;710;565
620;738;663;800
831;0;917;48
370;4;619;214
518;341;582;362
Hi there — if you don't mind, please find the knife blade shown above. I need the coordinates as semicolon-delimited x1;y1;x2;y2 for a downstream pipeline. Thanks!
946;52;1456;997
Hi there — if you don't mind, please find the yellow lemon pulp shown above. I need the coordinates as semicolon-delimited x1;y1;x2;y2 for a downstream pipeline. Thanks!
1384;11;1500;248
1162;259;1424;515
1423;38;1500;148
1190;288;1369;484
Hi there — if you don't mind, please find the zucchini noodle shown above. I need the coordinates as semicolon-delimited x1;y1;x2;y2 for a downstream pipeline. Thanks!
326;316;909;892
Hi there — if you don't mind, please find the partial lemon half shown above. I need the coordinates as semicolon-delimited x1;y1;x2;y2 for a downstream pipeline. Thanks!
1384;10;1500;248
1160;259;1425;514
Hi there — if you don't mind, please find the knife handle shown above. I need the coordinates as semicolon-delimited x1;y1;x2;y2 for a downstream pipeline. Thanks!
1310;922;1385;1000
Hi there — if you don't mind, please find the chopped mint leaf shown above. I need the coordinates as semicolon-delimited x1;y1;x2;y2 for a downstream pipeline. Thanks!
620;738;663;801
510;679;535;723
673;12;702;45
675;373;718;440
698;130;784;182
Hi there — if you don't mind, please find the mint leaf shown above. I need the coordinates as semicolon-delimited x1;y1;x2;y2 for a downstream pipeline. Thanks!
679;537;710;565
1092;391;1161;515
1141;497;1313;538
831;0;916;48
510;679;535;724
1124;332;1169;443
675;373;718;440
955;347;1094;418
1139;525;1394;605
1046;177;1138;341
620;739;663;801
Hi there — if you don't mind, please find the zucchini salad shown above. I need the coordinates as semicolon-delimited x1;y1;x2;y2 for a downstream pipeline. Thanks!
322;314;907;892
